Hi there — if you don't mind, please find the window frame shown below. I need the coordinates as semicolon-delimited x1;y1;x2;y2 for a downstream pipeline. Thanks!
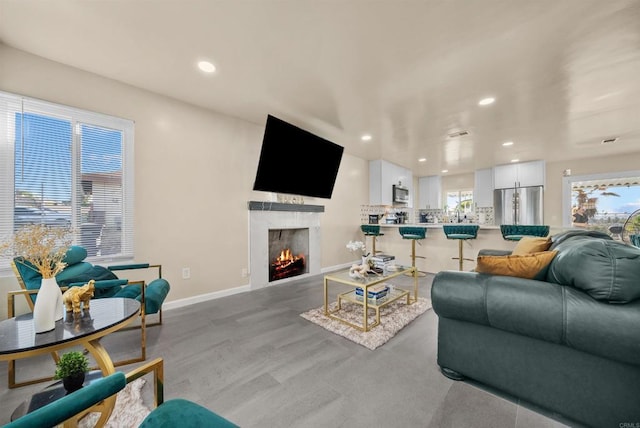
445;188;474;215
0;91;135;271
562;169;640;228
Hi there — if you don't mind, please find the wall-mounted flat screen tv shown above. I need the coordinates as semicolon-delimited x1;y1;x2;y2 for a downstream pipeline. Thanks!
253;115;344;199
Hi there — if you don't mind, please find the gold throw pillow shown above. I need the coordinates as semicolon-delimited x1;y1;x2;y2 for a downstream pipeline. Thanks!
512;236;552;255
476;251;558;280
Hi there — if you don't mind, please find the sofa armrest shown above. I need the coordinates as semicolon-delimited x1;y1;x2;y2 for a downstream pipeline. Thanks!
431;270;640;368
432;271;565;344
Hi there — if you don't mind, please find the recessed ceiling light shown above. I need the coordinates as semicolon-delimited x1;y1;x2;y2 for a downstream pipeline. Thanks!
418;158;427;162
197;61;216;73
478;97;495;106
502;141;514;146
511;159;519;163
361;134;372;141
441;169;448;173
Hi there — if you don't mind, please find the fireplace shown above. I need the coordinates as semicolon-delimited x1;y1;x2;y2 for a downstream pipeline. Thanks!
268;228;308;281
248;201;324;289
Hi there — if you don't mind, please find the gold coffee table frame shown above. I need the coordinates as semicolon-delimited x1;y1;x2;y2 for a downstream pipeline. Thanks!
323;266;418;332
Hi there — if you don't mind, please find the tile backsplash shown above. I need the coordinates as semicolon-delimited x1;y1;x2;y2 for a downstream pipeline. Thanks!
360;205;494;225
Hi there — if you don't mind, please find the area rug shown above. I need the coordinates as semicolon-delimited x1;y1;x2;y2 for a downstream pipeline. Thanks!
300;297;431;350
79;378;150;427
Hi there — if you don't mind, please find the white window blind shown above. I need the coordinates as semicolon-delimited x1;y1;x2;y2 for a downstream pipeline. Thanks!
0;91;134;269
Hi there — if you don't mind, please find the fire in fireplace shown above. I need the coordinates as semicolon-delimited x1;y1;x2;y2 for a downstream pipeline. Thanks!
270;248;305;281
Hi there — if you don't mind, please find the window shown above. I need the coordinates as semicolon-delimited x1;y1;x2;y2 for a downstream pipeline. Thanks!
562;171;640;233
1;91;134;269
445;189;474;221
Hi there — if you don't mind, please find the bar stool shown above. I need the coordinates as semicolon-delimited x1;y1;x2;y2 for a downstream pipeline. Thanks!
399;226;427;277
443;225;479;271
500;225;550;242
360;225;384;255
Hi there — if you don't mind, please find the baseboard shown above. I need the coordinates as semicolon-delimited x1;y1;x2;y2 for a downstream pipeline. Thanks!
161;284;251;311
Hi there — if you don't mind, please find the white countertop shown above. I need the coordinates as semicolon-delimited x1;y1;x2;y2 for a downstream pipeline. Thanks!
367;223;500;230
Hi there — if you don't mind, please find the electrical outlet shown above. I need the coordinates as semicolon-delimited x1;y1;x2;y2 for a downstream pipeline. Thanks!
241;268;248;278
182;267;191;279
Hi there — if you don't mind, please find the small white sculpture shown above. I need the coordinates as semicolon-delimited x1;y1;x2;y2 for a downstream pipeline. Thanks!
349;263;370;279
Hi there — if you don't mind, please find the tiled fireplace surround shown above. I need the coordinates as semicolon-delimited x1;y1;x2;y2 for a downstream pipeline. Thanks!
248;201;323;289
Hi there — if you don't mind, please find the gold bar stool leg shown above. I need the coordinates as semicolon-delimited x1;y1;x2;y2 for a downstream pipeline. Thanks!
458;239;464;271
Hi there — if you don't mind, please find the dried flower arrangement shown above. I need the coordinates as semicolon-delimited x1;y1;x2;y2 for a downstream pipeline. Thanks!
1;224;73;278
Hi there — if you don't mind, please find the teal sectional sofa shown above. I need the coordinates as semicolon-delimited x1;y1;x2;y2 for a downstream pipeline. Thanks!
431;230;640;427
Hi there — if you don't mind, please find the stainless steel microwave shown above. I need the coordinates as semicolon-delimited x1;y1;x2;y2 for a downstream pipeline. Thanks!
393;185;409;203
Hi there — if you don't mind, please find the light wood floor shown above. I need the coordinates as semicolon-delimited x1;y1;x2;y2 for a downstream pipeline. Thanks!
1;272;582;427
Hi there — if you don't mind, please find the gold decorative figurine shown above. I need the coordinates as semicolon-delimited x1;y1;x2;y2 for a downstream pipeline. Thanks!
62;280;95;314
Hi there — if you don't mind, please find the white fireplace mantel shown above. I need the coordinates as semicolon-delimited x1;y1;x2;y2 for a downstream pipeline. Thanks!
248;201;323;289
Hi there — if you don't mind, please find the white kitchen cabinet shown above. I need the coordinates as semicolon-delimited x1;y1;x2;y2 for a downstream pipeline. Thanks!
474;168;494;207
418;175;442;209
370;160;413;206
493;160;545;189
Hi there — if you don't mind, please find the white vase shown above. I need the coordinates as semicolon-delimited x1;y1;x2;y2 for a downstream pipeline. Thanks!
33;277;63;334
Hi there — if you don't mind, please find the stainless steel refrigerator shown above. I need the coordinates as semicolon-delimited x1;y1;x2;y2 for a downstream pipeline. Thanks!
494;186;544;225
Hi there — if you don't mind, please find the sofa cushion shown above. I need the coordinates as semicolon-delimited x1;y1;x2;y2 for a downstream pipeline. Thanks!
476;251;558;280
547;237;640;303
512;236;552;255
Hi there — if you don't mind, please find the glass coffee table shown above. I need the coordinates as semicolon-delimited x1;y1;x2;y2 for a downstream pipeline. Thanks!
323;266;418;332
0;297;141;426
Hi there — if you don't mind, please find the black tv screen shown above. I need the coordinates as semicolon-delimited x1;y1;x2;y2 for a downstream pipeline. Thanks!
253;115;344;199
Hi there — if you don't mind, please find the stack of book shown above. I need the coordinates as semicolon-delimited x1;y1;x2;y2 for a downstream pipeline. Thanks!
355;283;389;304
370;254;395;270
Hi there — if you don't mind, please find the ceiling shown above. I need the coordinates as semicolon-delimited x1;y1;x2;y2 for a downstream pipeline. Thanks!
1;0;639;177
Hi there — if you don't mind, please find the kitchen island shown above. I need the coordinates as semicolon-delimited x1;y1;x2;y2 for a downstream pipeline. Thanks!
362;223;562;273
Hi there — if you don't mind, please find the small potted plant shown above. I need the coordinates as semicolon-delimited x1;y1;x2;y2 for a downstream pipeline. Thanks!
54;350;89;393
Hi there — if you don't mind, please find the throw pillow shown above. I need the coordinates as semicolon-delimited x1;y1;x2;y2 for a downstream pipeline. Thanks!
476;251;558;280
512;236;552;255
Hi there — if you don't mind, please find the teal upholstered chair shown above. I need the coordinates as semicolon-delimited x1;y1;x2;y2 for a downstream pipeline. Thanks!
9;245;170;387
361;224;384;255
11;246;170;318
631;234;640;248
5;358;239;428
500;224;550;241
398;226;427;276
443;225;479;271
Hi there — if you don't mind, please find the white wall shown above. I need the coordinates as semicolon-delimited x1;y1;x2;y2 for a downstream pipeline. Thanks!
0;44;369;318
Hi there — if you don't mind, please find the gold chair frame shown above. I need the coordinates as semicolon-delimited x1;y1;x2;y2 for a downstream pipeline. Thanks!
6;260;163;388
55;357;164;427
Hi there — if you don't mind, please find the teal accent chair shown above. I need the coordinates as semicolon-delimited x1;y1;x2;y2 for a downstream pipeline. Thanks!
361;224;384;255
500;224;550;241
398;226;427;276
443;225;479;271
5;358;239;428
631;234;640;248
9;246;170;387
11;246;170;317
